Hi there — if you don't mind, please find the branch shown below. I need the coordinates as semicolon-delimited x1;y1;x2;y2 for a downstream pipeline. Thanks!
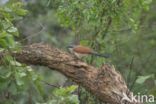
0;43;142;104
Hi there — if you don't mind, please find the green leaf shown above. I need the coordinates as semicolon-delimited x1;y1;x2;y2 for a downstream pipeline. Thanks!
15;9;28;16
143;0;152;5
4;7;12;12
68;95;79;104
136;74;154;84
66;85;78;93
0;39;8;48
3;55;14;63
1;20;12;30
6;35;15;48
54;85;78;96
10;61;22;66
7;26;19;36
19;72;27;77
15;69;27;86
32;73;38;81
0;71;12;83
80;40;90;46
16;75;24;86
0;22;3;30
0;71;12;79
26;66;33;72
0;31;7;38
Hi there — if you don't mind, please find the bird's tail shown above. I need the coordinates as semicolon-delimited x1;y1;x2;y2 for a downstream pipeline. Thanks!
91;52;111;58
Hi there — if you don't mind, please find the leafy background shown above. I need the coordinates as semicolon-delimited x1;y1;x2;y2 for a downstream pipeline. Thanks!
0;0;155;104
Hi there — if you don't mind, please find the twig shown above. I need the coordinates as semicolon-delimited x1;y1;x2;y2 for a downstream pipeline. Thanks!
127;56;134;88
18;23;45;43
41;80;60;88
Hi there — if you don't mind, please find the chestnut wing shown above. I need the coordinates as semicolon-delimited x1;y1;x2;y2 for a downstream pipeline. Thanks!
73;46;93;54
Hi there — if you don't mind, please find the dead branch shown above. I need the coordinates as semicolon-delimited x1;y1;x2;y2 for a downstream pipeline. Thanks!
0;43;142;104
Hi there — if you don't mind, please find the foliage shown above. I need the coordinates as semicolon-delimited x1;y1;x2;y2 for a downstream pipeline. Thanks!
136;74;154;84
0;2;27;48
0;2;45;104
45;85;79;104
0;2;79;104
0;0;156;104
56;0;155;103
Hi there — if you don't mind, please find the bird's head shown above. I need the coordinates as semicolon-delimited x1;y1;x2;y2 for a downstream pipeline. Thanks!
66;45;75;49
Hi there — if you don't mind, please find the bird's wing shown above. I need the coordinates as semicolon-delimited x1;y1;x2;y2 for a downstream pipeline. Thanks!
73;45;93;54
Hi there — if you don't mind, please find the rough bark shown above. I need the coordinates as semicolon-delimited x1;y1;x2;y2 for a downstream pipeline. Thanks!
0;43;142;104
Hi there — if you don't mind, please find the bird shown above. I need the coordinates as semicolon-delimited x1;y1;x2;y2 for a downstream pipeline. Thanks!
67;45;110;59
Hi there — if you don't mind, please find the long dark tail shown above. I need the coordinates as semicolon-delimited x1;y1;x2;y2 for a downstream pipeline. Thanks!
91;52;111;58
